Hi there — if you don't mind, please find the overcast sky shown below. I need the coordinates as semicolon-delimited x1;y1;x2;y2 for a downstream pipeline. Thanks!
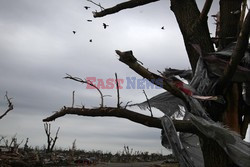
0;0;249;154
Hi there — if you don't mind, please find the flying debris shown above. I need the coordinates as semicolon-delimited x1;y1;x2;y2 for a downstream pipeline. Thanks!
103;23;109;29
89;39;92;42
84;6;90;10
161;26;165;30
87;19;92;22
72;31;76;34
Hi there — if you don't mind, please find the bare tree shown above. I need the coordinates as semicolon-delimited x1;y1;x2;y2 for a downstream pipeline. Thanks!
43;123;60;153
23;138;29;152
44;1;250;167
2;134;23;153
70;139;77;159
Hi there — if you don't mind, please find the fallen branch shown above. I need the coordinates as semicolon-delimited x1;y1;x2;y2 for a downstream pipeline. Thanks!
92;0;159;18
43;106;198;134
0;92;14;119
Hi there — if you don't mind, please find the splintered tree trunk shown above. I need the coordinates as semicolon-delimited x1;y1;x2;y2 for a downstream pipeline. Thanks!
222;84;241;133
170;0;242;166
218;0;242;134
170;0;214;72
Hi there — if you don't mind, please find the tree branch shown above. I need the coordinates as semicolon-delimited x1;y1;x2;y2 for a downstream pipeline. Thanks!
199;0;213;22
142;90;153;117
115;50;191;111
115;50;213;120
217;9;250;92
50;127;60;152
115;73;120;108
0;92;14;120
87;0;105;10
92;0;159;18
65;74;104;107
72;91;75;108
43;107;198;134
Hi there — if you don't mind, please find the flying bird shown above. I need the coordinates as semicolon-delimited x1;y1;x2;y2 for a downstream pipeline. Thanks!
84;6;90;10
103;23;109;29
87;19;92;22
72;31;76;34
161;26;165;30
89;39;92;42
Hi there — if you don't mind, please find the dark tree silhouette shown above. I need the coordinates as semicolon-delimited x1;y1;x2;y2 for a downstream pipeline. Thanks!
0;92;14;120
44;123;60;153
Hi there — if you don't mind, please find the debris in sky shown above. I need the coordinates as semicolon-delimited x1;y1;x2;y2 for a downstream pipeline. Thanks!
84;6;90;10
161;26;165;30
87;19;92;22
103;23;109;29
89;39;92;42
72;31;76;34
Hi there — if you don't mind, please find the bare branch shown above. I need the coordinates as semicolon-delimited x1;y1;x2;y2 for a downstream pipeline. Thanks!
72;91;75;108
92;0;159;18
65;74;104;107
115;50;191;111
50;127;60;151
44;123;51;152
124;101;132;109
115;50;212;120
115;73;120;108
0;92;14;119
200;0;213;22
142;90;153;117
9;134;17;147
87;0;105;10
15;139;23;149
217;9;250;92
43;106;198;134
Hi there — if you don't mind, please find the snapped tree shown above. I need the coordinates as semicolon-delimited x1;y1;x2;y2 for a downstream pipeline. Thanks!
43;123;60;153
43;0;250;167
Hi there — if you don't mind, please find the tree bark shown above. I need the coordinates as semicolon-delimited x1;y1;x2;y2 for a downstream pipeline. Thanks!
170;0;214;72
200;137;235;167
43;107;199;134
219;0;242;49
222;84;240;133
170;1;244;166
